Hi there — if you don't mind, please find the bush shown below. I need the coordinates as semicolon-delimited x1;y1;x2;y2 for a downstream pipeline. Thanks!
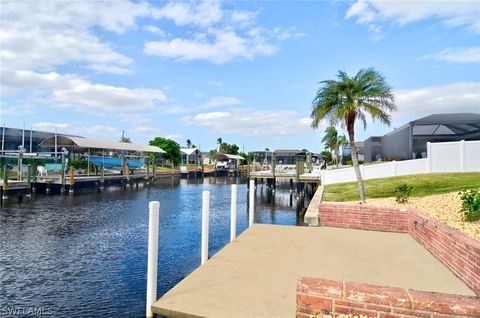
71;158;88;169
394;183;413;203
459;189;480;222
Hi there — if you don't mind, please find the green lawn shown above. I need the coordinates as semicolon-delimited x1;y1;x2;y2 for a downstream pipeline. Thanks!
323;172;480;202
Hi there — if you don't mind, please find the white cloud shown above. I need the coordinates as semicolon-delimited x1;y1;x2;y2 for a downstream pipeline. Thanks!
31;122;120;138
393;82;480;124
420;47;480;63
272;27;307;40
143;25;167;37
182;108;311;138
197;96;241;109
32;122;72;132
152;0;224;28
346;0;480;38
0;1;151;73
2;70;167;114
144;28;277;63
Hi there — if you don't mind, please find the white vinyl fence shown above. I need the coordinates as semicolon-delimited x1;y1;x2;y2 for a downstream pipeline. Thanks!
321;140;480;185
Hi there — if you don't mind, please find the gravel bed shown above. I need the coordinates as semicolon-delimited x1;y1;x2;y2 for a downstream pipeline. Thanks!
344;192;479;240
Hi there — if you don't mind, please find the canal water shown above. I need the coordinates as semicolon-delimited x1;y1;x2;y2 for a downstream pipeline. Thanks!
0;177;304;317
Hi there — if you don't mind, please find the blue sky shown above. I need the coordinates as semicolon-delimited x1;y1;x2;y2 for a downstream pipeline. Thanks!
1;0;479;153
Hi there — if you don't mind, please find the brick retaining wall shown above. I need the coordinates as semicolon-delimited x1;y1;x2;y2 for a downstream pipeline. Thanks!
318;203;409;233
297;277;480;318
408;209;480;295
317;203;480;295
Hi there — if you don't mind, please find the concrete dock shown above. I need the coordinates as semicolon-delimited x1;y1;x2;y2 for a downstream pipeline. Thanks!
152;224;474;318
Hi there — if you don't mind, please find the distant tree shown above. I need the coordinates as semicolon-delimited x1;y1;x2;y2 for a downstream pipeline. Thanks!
311;67;396;203
149;137;182;166
264;148;270;151
186;139;191;148
320;150;333;165
219;142;240;155
217;137;223;151
239;151;253;162
208;149;217;158
337;134;348;165
322;126;338;166
229;144;239;155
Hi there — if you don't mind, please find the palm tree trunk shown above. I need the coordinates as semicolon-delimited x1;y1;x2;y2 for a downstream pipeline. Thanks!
347;125;366;203
336;145;339;168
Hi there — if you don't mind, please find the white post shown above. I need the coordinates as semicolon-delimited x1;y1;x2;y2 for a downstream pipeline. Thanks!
249;179;255;227
201;190;210;265
146;201;160;318
1;123;4;154
29;127;33;153
392;160;397;177
230;184;237;242
426;142;432;173
54;128;58;164
460;140;465;172
22;122;25;148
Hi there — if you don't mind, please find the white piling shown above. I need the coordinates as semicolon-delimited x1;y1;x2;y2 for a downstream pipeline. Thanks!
201;191;210;265
230;184;237;241
146;201;160;318
249;179;255;227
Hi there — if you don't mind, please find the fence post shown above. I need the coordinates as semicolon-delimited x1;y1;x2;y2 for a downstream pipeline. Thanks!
230;184;237;242
426;142;432;172
392;160;397;176
146;201;160;318
201;191;210;265
249;179;255;227
460;140;465;172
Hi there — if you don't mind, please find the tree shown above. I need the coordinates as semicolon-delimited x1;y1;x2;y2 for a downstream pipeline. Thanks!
238;151;253;162
337;134;348;165
311;67;396;203
217;141;239;155
217;137;223;151
320;150;333;165
186;139;191;148
322;126;338;167
149;137;182;166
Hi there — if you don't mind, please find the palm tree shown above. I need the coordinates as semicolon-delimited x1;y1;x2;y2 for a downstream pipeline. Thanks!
322;126;338;167
311;68;396;203
217;137;223;152
186;139;191;148
337;134;348;166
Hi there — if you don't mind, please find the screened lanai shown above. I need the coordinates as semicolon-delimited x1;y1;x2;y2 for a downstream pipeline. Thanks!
381;113;480;160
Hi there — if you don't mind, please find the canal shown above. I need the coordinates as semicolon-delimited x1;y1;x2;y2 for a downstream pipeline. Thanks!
0;176;305;317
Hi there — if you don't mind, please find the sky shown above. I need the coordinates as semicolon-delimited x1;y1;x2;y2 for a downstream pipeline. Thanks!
1;0;479;153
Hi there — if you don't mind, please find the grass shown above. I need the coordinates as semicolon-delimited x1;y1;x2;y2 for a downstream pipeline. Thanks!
323;172;480;202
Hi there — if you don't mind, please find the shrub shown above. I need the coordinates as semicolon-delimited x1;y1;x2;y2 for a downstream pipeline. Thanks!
71;158;88;169
459;189;480;222
394;183;413;203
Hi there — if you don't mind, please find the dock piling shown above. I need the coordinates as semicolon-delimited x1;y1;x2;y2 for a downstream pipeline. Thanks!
230;184;237;242
249;179;255;227
201;191;210;265
146;201;160;318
